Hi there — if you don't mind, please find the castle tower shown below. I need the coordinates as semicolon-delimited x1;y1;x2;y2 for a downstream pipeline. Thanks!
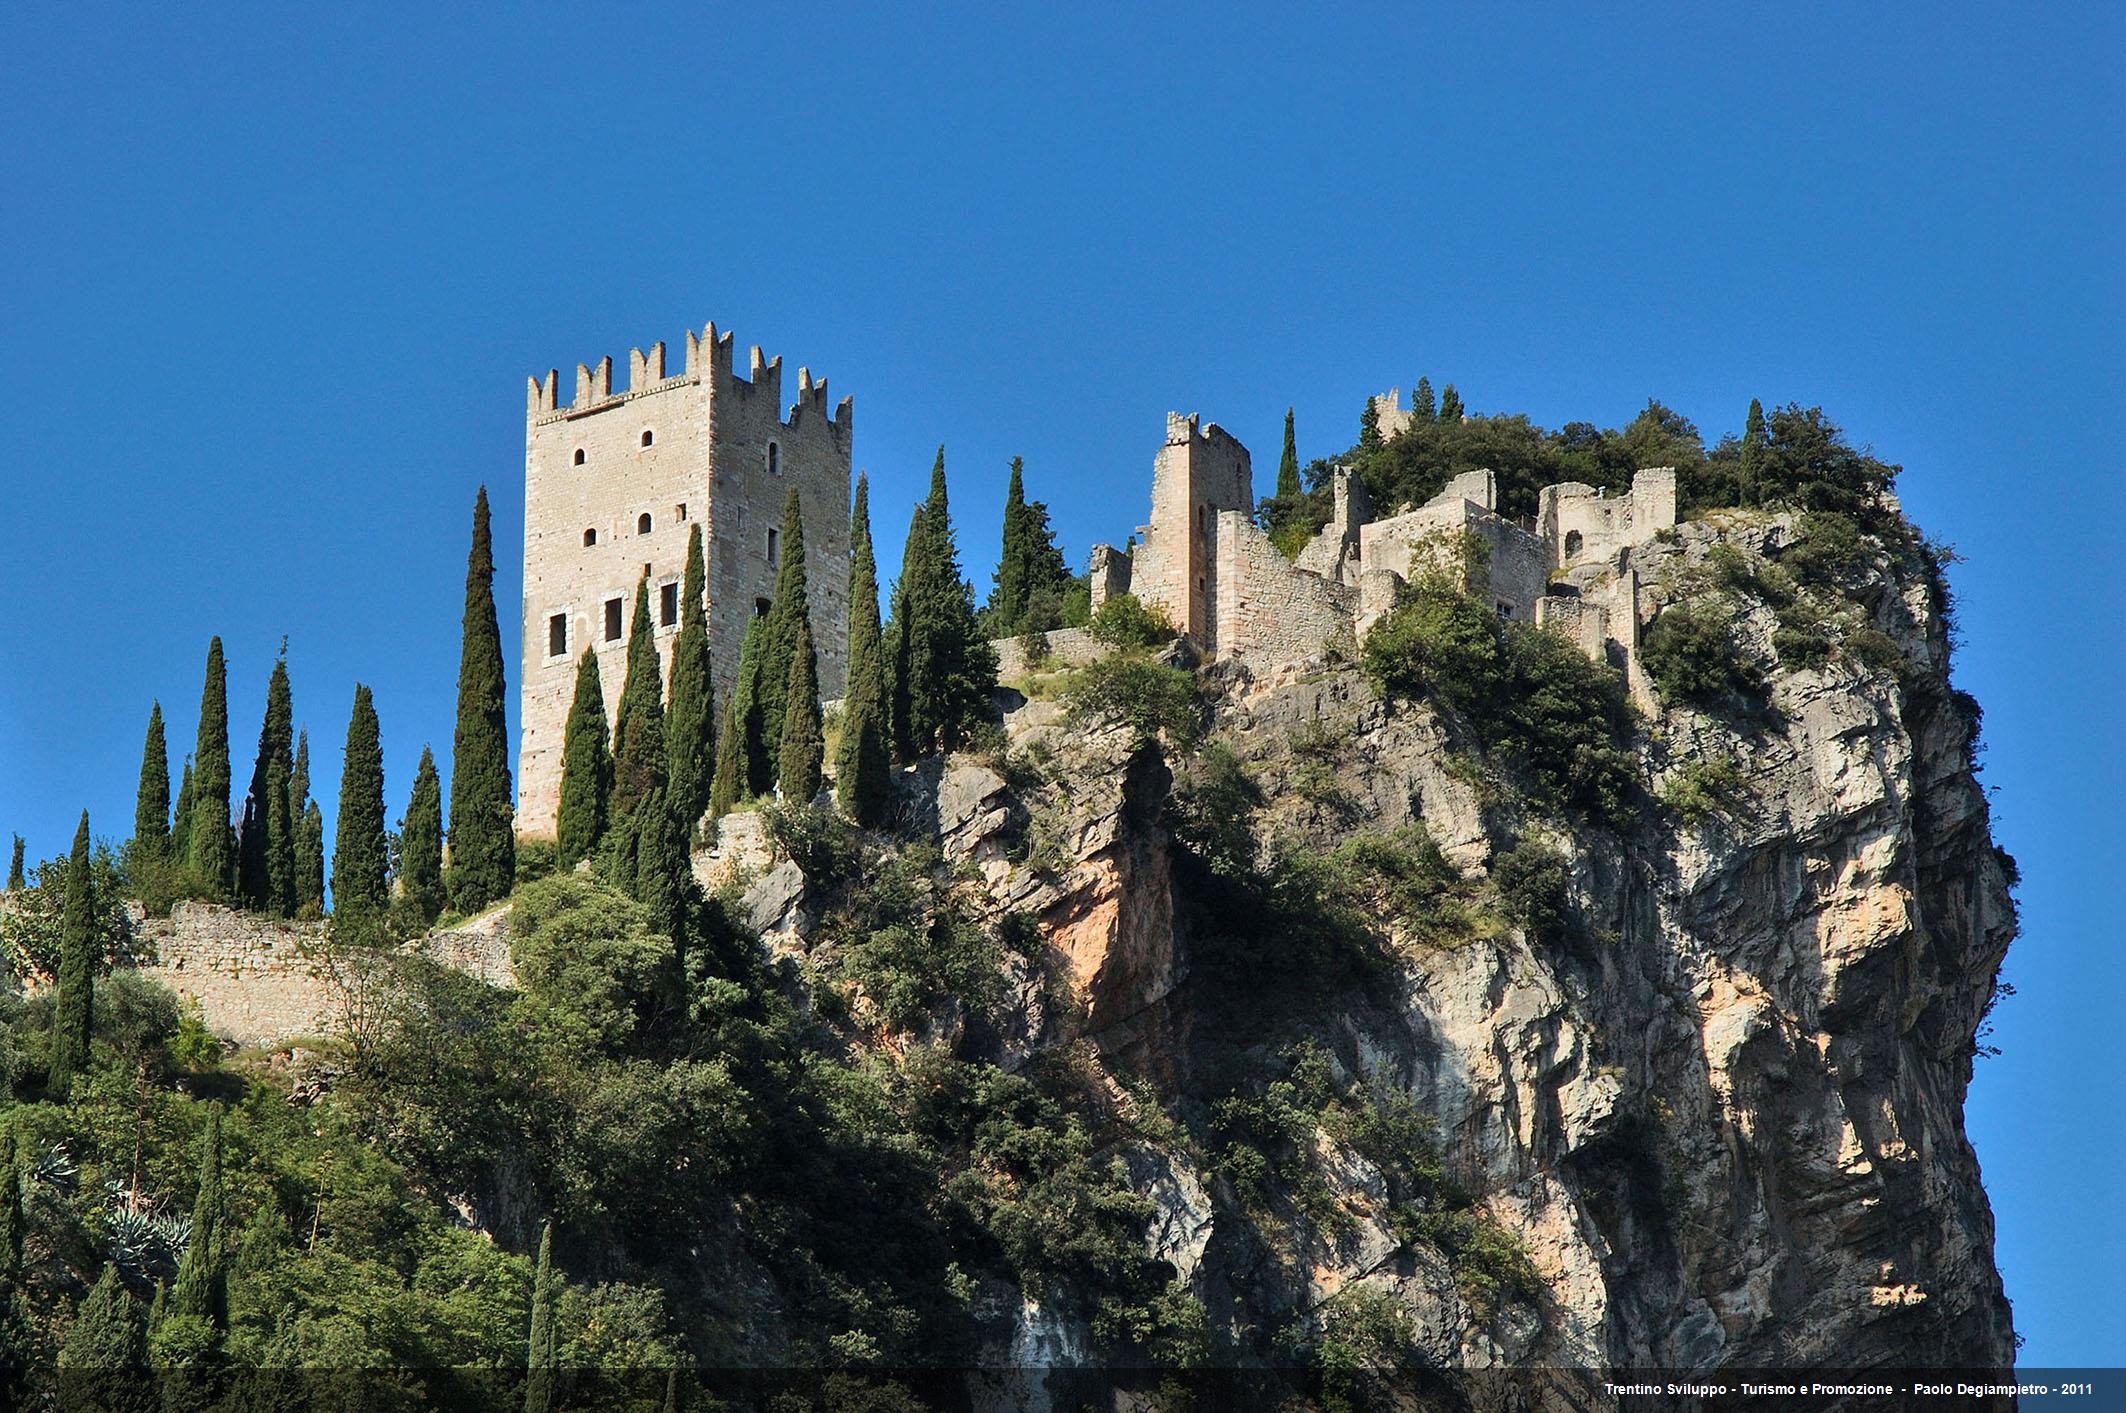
517;322;852;838
1128;413;1253;647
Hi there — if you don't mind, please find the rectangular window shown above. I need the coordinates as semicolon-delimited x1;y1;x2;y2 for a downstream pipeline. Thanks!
548;613;567;657
604;597;623;642
767;527;780;567
675;503;688;521
660;581;679;628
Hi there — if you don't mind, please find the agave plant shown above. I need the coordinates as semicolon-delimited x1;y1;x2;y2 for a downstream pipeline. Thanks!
102;1192;190;1278
31;1144;77;1193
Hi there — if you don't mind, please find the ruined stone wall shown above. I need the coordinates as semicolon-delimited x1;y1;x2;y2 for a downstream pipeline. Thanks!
993;627;1105;679
131;904;338;1048
1538;467;1676;571
1369;388;1416;442
1087;544;1132;610
1292;468;1371;582
1209;511;1355;666
519;323;850;837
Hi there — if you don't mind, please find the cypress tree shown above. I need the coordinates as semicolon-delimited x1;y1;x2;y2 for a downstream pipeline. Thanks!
710;618;764;819
1741;397;1767;507
170;758;195;866
5;837;20;891
0;1132;21;1283
1413;377;1436;422
448;486;515;912
297;802;324;918
633;788;691;946
238;653;294;911
989;458;1031;634
665;522;715;833
49;811;95;1100
1276;409;1301;501
778;618;824;804
1437;384;1464;423
398;747;446;931
58;1264;148;1377
289;731;310;823
884;509;921;764
170;1102;227;1329
186;637;234;898
134;703;170;853
525;1220;556;1413
609;576;668;826
752;490;811;777
264;752;296;916
836;476;893;825
556;649;613;869
1359;398;1382;451
330;685;389;929
889;449;997;757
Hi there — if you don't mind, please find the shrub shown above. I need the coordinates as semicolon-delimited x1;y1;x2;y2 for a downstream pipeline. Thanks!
1772;623;1831;671
1063;657;1199;745
1641;599;1762;708
1086;592;1177;650
1842;626;1907;677
1167;743;1263;878
1781;510;1871;589
1492;838;1567;944
1362;580;1637;821
1658;757;1749;826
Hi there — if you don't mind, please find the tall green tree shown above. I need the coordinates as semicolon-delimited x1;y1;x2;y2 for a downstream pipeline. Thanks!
778;618;824;804
609;577;668;827
186;638;234;898
48;811;95;1099
556;649;613;869
1275;409;1301;501
710;618;765;819
525;1221;556;1413
239;652;295;912
884;510;920;763
5;837;20;891
1413;377;1437;422
398;747;446;932
1437;384;1464;423
57;1265;148;1386
1359;398;1382;451
1740;397;1766;507
665;522;716;832
134;703;170;853
752;490;812;780
0;1132;22;1284
169;759;194;865
836;476;893;825
170;1102;228;1329
988;458;1073;636
448;486;515;911
331;685;389;929
289;731;310;823
296;802;324;918
884;450;997;759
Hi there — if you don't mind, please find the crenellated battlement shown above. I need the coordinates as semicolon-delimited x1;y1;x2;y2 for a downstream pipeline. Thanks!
529;322;850;440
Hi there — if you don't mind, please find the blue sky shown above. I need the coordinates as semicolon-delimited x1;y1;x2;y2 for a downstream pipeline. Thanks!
2;1;2118;1365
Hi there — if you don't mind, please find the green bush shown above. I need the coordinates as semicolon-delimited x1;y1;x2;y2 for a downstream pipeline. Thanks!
1781;510;1871;589
1361;581;1637;821
1492;838;1567;944
1772;623;1831;671
1658;757;1749;826
1086;592;1177;650
1063;656;1199;745
1167;743;1263;878
1640;599;1762;708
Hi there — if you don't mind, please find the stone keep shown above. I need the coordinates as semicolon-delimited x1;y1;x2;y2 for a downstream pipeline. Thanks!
518;323;852;838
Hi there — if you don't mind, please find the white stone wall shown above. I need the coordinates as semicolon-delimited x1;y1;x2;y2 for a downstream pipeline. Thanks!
1129;413;1252;644
1539;467;1676;572
993;627;1105;679
519;324;851;838
1209;511;1355;666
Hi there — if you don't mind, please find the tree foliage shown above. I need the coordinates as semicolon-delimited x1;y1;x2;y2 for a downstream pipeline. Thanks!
331;684;389;930
753;490;812;783
49;812;96;1098
665;523;715;835
448;486;515;912
837;476;893;827
238;651;295;914
884;450;998;761
778;618;824;805
133;703;169;855
987;458;1074;638
398;747;447;934
556;649;613;870
185;638;234;900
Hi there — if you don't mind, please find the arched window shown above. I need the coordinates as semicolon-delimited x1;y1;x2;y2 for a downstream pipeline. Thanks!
640;429;654;448
638;512;653;535
582;528;597;547
573;448;586;466
766;441;781;476
1564;530;1584;559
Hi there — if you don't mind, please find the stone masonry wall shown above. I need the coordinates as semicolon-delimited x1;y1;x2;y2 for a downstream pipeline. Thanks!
1128;414;1252;644
1210;511;1355;666
992;627;1105;680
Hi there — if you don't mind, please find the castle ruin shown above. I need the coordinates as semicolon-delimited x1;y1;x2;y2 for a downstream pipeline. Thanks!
1086;403;1676;704
518;323;852;838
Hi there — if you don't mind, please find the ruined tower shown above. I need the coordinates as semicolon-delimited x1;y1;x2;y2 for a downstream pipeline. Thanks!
517;322;852;838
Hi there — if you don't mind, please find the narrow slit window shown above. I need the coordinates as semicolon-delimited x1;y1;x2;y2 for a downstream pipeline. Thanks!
766;441;781;476
583;528;597;547
675;503;687;521
548;614;567;657
604;598;623;642
638;512;653;535
660;581;679;628
640;429;654;447
767;527;780;566
573;448;586;466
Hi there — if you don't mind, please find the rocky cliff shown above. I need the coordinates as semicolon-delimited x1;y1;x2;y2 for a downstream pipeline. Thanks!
714;506;2015;1401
